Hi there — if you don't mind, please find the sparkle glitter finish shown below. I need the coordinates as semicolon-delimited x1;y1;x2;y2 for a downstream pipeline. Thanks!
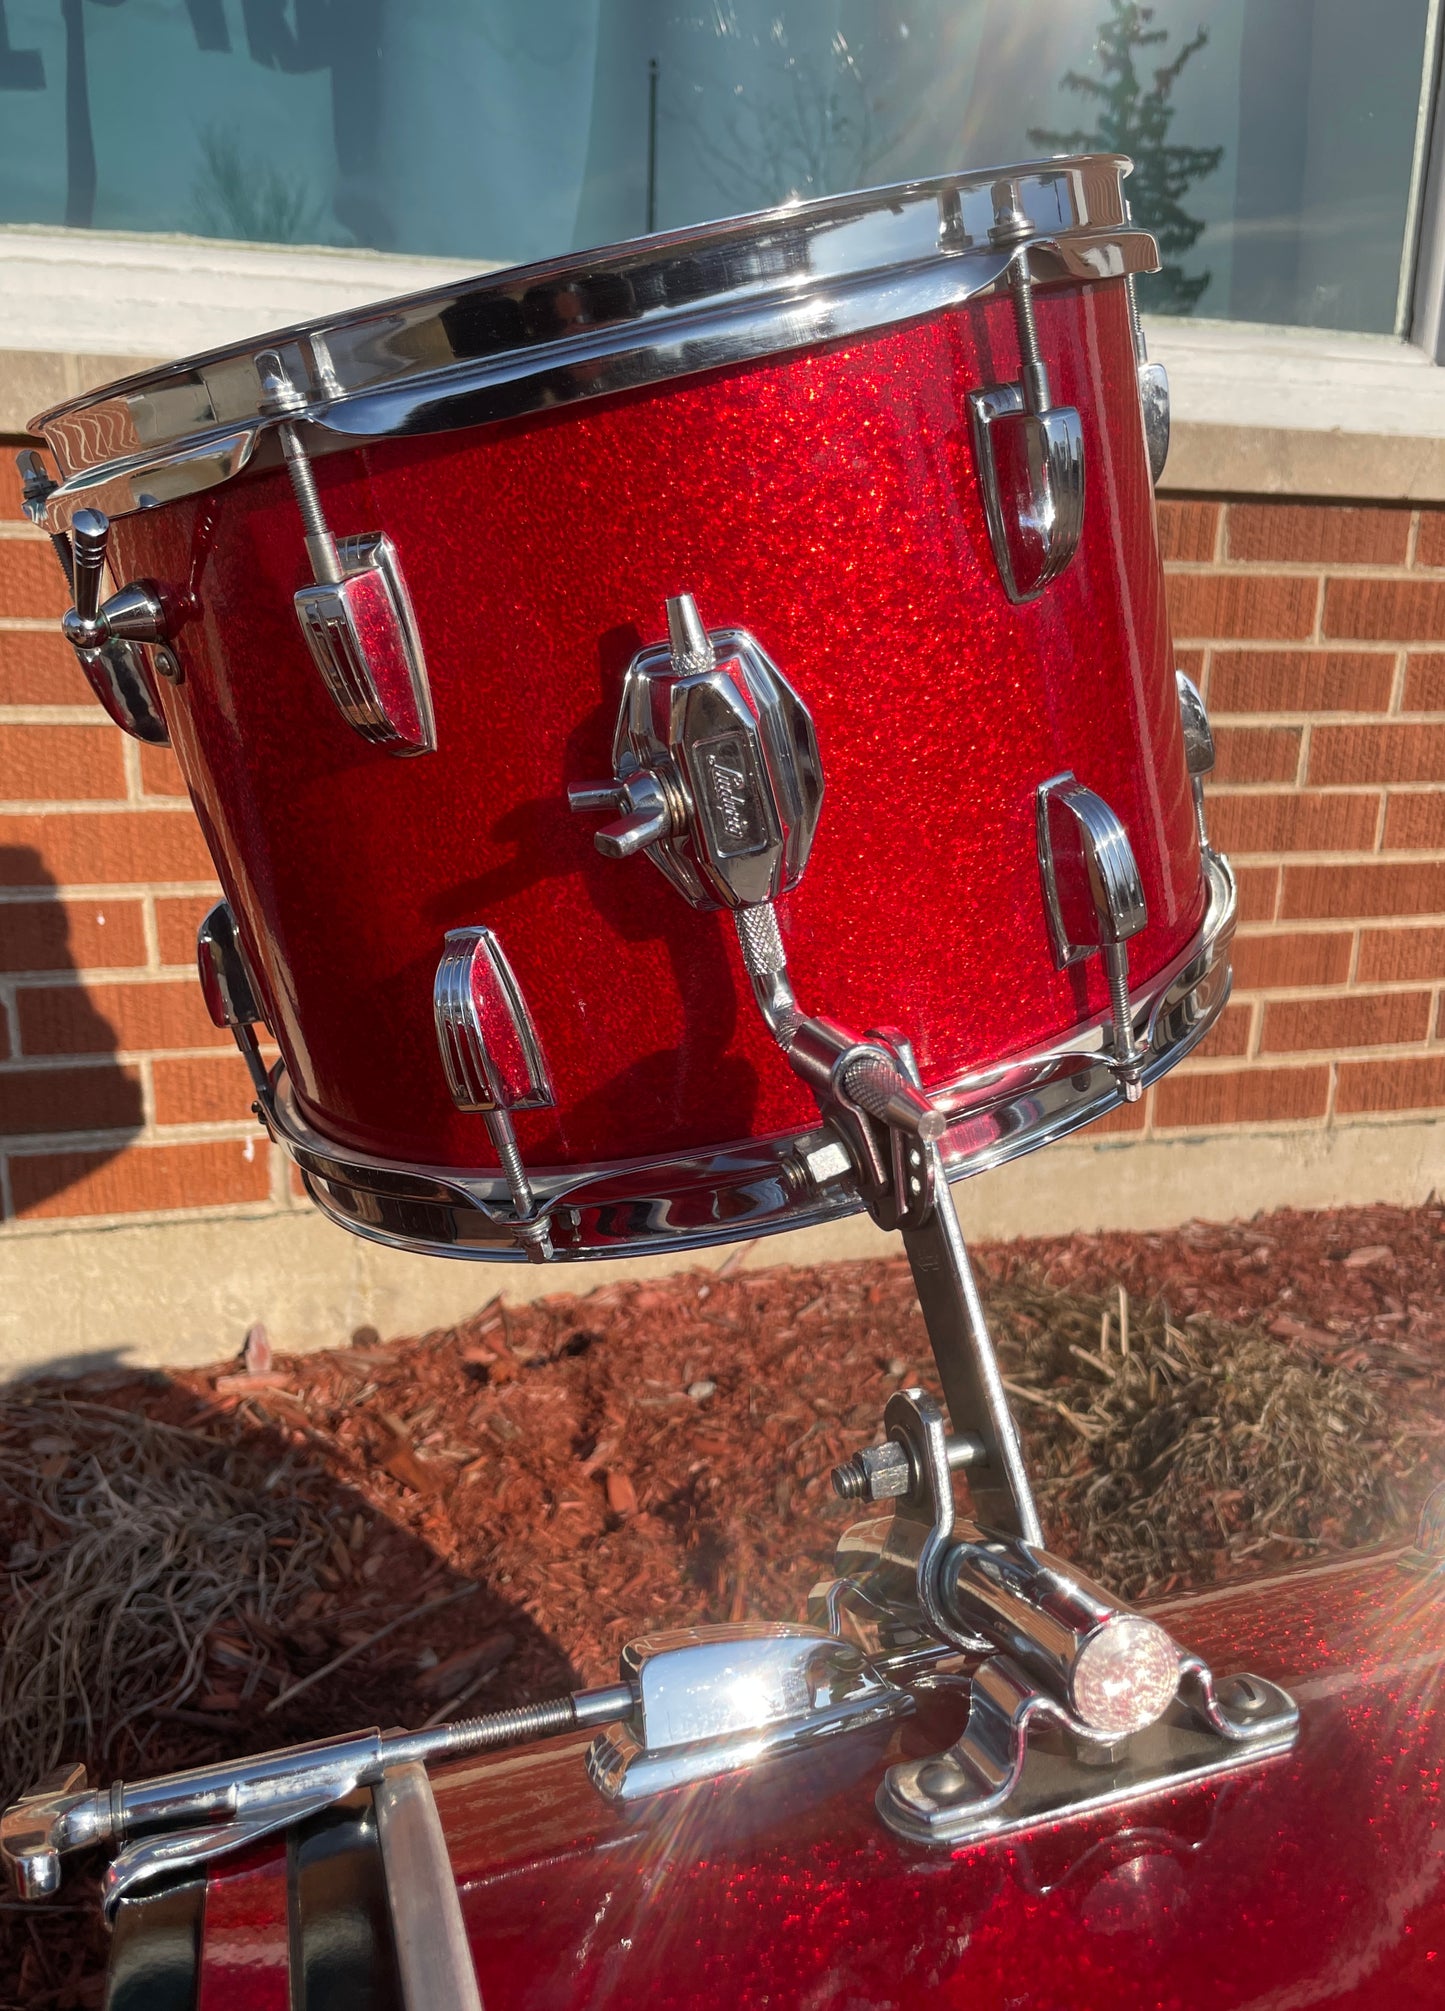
182;1552;1445;2008
194;1842;289;2011
103;278;1199;1178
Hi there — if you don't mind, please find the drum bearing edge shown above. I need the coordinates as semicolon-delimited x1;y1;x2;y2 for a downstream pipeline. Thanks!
256;854;1235;1264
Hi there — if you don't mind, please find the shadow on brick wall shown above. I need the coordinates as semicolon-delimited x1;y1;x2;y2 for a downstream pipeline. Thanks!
2;847;145;1220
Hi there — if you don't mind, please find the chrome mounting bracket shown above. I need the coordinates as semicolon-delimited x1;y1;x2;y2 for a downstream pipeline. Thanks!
574;592;1045;1542
730;903;1045;1545
18;448;175;745
813;1388;1300;1850
586;1624;912;1803
569;592;824;910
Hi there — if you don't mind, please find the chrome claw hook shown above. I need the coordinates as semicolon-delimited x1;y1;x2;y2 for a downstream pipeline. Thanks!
1037;774;1149;1101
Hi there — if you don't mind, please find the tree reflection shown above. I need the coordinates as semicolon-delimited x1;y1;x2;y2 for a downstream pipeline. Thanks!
1029;0;1222;315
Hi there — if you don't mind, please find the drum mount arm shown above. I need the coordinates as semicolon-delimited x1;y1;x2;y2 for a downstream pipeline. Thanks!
571;591;1043;1544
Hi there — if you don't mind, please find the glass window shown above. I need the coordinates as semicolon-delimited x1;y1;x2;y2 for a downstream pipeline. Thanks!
0;0;1437;335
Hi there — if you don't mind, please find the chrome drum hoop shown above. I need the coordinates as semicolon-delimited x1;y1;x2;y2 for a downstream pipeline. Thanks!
31;154;1156;533
257;854;1235;1264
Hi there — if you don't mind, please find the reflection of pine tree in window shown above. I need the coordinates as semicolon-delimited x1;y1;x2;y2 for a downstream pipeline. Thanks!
1029;0;1222;315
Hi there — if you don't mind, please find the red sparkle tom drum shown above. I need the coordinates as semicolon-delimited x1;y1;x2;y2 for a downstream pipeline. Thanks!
26;154;1231;1264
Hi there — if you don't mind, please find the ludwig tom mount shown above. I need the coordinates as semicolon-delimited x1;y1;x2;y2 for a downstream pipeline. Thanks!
574;593;1042;1545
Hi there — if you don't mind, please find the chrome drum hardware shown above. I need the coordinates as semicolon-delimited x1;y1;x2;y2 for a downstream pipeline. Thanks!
433;926;556;1262
569;593;823;910
1177;669;1217;850
968;181;1086;604
1123;204;1171;485
257;352;435;755
1036;775;1149;1099
196;902;271;1100
18;448;175;745
815;1387;1300;1850
586;1625;911;1802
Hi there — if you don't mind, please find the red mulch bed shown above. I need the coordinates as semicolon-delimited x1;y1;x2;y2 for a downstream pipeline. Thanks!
3;1199;1442;2005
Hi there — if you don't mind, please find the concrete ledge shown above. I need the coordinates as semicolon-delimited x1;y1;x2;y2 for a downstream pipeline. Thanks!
1149;318;1445;501
3;1118;1439;1381
1165;423;1445;504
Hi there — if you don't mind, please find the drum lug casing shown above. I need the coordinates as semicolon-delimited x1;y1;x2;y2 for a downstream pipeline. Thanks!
17;455;175;744
968;189;1087;605
196;902;272;1100
292;532;434;754
1177;668;1217;848
433;925;557;1261
258;351;436;756
1122;201;1172;485
1036;774;1150;1099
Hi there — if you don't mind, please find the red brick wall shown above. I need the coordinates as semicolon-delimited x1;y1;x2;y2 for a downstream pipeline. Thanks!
1134;495;1445;1138
1;457;1441;1228
0;451;277;1226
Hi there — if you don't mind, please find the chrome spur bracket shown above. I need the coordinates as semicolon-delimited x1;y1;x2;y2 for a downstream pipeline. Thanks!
1037;773;1149;1100
24;451;175;744
258;352;435;755
434;925;557;1261
817;1392;1299;1851
968;184;1085;604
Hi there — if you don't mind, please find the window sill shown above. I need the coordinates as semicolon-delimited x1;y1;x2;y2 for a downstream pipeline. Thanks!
1147;317;1445;502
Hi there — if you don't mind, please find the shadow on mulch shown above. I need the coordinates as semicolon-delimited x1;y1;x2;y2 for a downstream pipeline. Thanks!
0;1385;574;2009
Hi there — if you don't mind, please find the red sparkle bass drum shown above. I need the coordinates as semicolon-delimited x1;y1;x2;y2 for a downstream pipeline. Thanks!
91;1548;1445;2011
23;155;1230;1267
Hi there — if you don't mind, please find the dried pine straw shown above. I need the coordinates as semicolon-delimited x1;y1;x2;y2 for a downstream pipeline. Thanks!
0;1395;334;1810
988;1272;1409;1599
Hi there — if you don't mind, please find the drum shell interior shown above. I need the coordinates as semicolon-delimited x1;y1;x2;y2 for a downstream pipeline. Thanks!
109;275;1202;1175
